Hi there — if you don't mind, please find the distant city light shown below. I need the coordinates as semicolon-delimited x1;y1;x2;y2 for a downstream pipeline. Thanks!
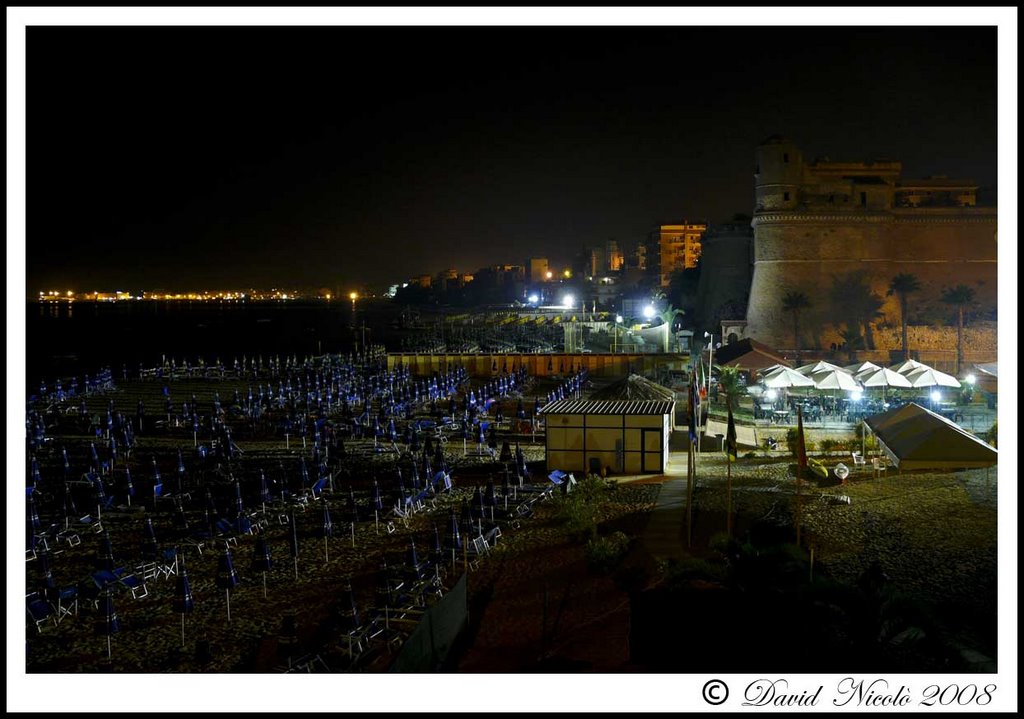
563;269;571;278
965;374;976;385
562;294;574;309
528;293;539;304
642;305;655;319
349;292;358;301
615;315;623;323
545;271;553;280
930;390;942;403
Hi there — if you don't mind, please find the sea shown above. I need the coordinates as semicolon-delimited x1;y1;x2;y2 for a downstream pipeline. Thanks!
23;300;405;391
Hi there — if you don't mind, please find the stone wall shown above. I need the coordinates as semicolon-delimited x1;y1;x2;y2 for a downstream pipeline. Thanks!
744;213;997;349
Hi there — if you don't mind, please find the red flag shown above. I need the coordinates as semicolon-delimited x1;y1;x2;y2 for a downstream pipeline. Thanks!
795;405;808;472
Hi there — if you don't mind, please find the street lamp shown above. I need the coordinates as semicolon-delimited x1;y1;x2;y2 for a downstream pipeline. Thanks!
614;314;623;353
349;291;358;310
704;330;715;404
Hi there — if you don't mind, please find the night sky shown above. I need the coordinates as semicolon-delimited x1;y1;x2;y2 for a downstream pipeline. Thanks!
25;25;997;292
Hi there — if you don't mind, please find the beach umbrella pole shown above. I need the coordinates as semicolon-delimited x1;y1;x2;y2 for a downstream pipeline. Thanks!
325;537;329;563
350;522;355;548
285;434;289;449
193;431;197;447
294;556;298;581
181;615;186;647
262;571;267;599
107;635;112;660
226;589;231;623
374;510;379;534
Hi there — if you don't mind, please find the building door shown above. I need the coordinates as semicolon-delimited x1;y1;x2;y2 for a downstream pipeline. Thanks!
641;428;663;473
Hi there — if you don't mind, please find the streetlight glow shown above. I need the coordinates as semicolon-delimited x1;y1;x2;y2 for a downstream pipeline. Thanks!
966;374;976;385
930;390;942;403
562;294;574;309
615;315;623;324
528;293;539;304
642;305;655;319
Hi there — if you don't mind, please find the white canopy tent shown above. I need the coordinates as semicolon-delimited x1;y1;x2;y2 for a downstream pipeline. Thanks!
845;361;883;378
890;358;931;375
859;367;914;389
763;367;817;388
796;360;850;377
904;366;961;389
813;369;862;391
858;366;913;402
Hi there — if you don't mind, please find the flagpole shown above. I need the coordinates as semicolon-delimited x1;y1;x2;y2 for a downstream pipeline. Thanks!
795;406;805;548
686;427;694;548
726;453;732;537
725;399;737;537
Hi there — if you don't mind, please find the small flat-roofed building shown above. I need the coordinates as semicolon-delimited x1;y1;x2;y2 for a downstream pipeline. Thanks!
540;398;675;475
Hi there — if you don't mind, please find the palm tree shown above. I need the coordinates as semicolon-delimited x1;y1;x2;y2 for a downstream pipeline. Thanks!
887;273;921;360
781;291;811;354
715;365;745;410
941;284;976;374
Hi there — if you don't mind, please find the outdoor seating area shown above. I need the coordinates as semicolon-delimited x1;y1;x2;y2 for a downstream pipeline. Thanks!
746;359;969;427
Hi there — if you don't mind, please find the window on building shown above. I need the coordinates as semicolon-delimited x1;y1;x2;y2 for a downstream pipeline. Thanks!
783;192;790;201
860;192;867;207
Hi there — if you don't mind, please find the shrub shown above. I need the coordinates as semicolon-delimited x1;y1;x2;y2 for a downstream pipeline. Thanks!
785;427;815;455
555;495;598;541
819;438;837;453
585;532;630;573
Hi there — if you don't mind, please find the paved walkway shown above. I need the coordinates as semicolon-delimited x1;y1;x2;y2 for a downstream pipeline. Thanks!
639;477;688;561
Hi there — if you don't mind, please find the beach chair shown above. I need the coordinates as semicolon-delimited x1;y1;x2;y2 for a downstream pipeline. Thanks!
135;561;162;582
871;457;888;478
851;451;867;470
113;568;148;600
157;548;179;579
27;593;57;633
54;585;78;623
215;519;240;547
76;514;104;534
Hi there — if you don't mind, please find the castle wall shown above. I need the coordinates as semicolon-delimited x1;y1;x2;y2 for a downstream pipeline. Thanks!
743;138;997;355
693;223;753;333
746;212;996;350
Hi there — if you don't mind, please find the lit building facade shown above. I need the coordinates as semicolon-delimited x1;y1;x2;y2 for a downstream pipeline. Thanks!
647;222;707;287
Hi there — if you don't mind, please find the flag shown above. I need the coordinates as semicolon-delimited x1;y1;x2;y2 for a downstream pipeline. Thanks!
725;401;738;462
687;370;698;445
795;405;808;472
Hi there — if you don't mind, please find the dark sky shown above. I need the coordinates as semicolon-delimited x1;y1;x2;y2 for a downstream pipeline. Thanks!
25;25;997;293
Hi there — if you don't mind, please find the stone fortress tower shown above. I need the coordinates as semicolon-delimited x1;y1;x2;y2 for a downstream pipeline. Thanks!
733;136;997;355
